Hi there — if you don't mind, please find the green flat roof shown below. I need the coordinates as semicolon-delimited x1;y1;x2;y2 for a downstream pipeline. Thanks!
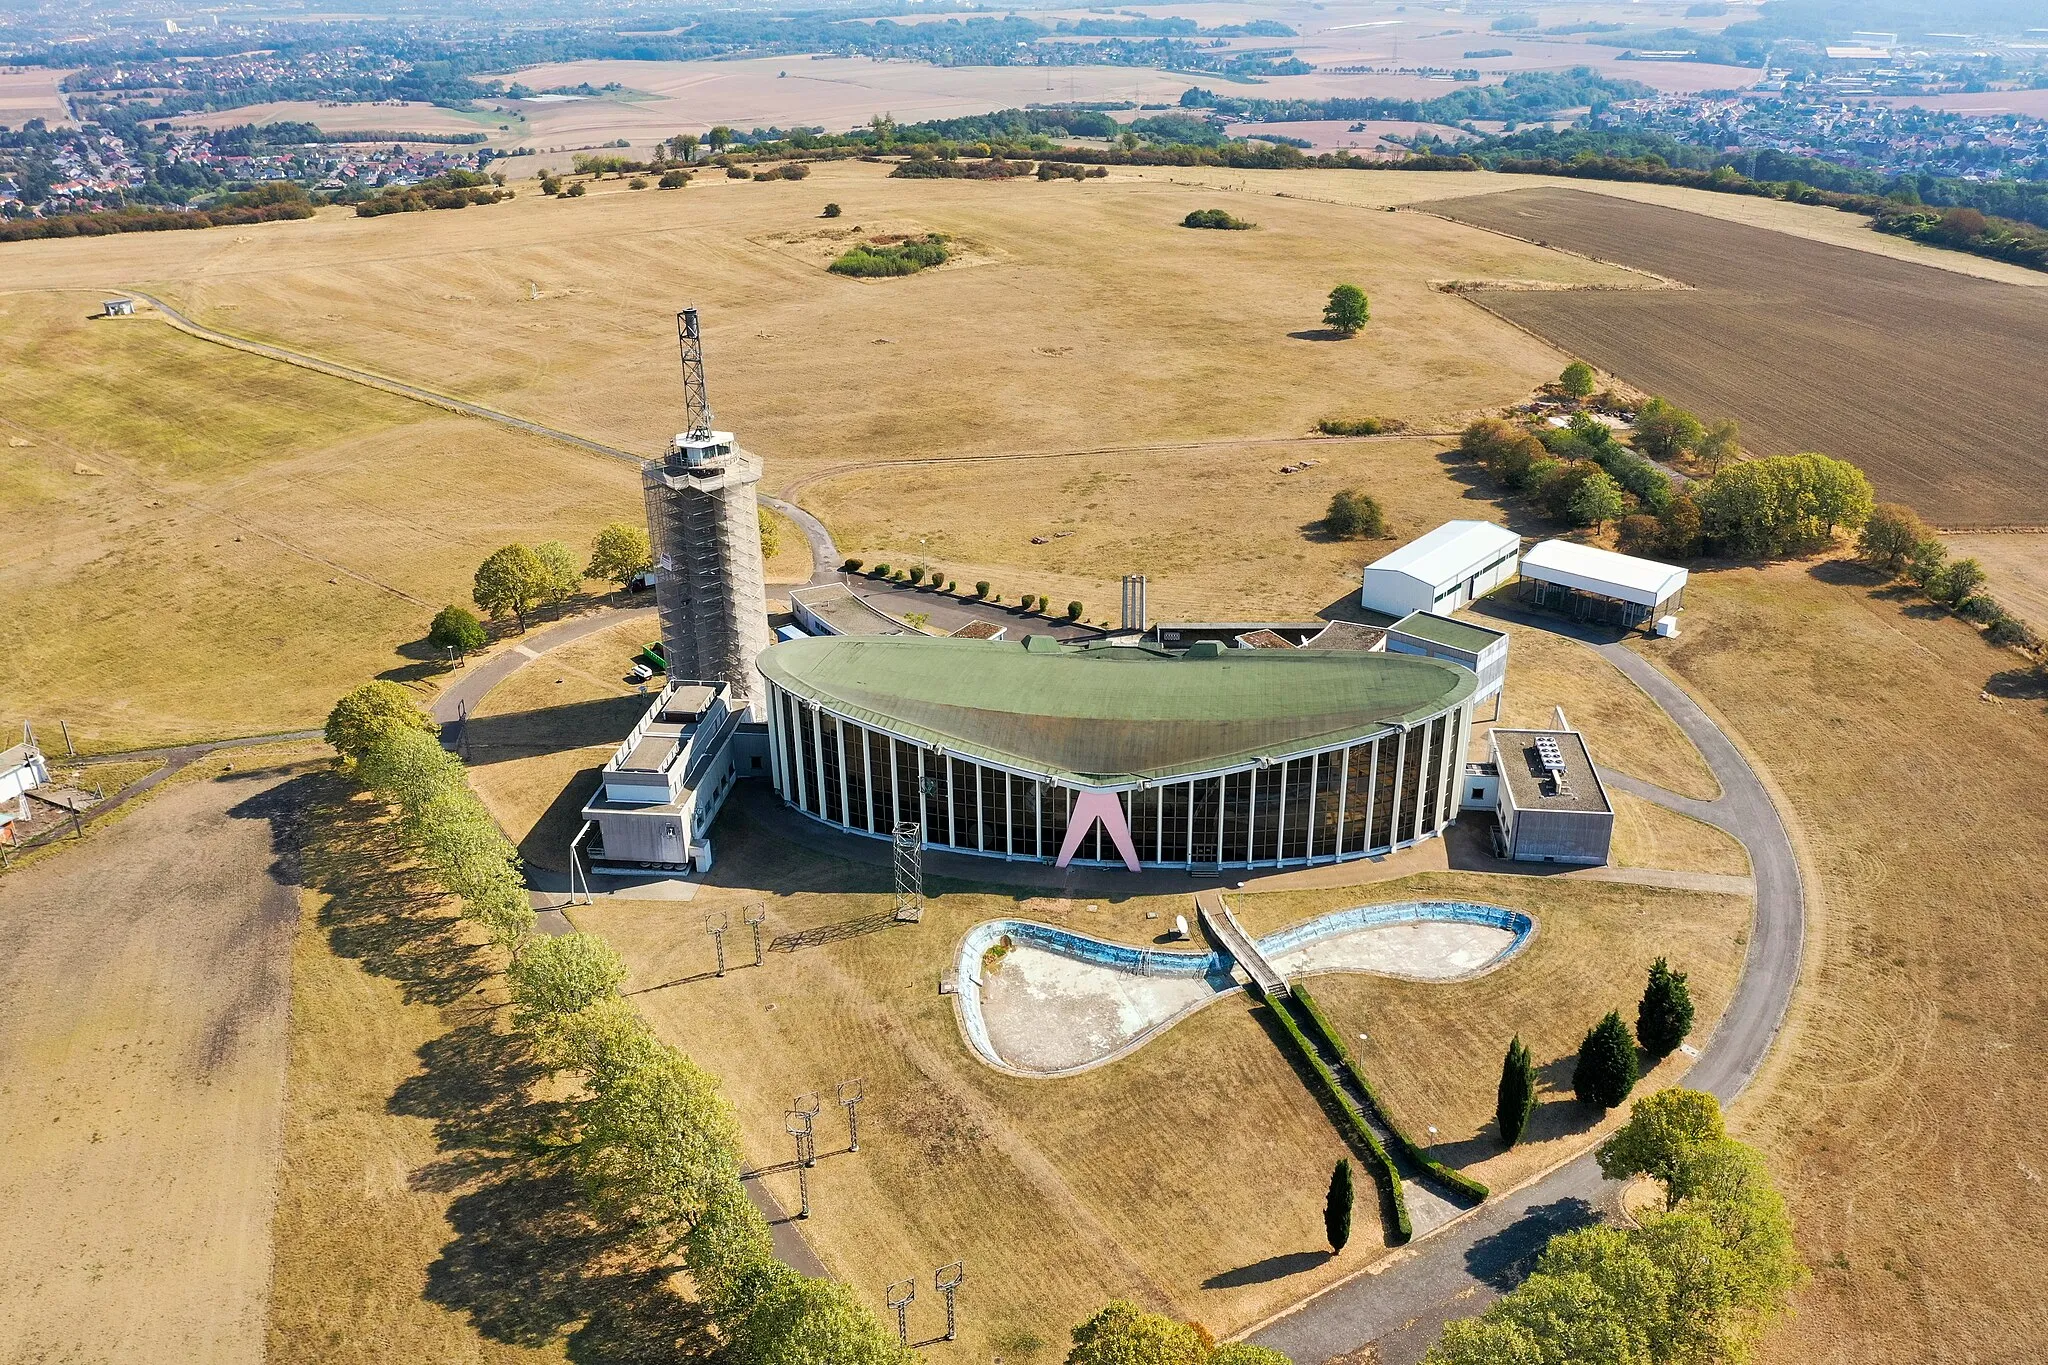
759;635;1477;785
1391;611;1507;654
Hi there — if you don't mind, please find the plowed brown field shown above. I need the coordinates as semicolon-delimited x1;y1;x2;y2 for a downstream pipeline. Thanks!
1419;187;2048;528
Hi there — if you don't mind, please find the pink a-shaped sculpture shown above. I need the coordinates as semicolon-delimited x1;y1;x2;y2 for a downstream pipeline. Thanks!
1054;789;1141;871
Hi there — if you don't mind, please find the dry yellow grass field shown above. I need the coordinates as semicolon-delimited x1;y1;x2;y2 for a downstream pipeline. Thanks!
1608;790;1751;878
577;818;1744;1357
1228;875;1751;1197
1638;559;2048;1364
0;163;1637;750
1942;531;2048;634
0;754;307;1364
0;291;643;750
0;65;72;126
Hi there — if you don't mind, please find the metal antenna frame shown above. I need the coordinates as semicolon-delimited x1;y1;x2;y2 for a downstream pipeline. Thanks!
794;1091;822;1167
886;1278;917;1347
705;908;731;978
893;823;924;922
784;1110;814;1217
837;1078;865;1153
745;902;767;966
935;1260;965;1342
676;308;715;439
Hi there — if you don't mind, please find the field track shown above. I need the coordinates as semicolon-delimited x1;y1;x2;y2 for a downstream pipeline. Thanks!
1416;188;2048;528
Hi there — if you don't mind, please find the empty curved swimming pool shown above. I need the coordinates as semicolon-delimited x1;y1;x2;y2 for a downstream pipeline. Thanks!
954;902;1534;1077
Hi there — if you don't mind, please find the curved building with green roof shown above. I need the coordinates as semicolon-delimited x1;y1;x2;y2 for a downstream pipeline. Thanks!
759;633;1478;872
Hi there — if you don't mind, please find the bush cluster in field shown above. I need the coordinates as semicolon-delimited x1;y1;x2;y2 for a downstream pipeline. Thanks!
1182;207;1254;230
829;233;950;277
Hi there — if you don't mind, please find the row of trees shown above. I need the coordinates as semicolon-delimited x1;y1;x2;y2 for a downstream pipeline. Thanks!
845;560;1086;622
1858;503;2039;651
1064;1301;1291;1364
1457;406;1875;560
1425;1088;1804;1365
322;681;910;1362
1497;959;1694;1145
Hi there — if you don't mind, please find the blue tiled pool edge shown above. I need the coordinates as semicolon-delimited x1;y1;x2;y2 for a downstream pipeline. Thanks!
954;901;1536;1077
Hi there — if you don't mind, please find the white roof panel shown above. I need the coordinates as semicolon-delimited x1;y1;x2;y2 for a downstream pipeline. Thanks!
1362;520;1520;587
1521;540;1688;608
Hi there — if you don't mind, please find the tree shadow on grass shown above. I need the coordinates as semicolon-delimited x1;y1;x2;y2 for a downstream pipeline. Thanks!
1203;1249;1331;1289
240;770;720;1362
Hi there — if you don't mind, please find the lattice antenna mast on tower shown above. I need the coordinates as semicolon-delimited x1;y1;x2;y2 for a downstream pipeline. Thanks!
676;307;715;440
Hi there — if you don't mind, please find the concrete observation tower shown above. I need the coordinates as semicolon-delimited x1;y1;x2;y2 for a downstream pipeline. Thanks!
641;308;772;717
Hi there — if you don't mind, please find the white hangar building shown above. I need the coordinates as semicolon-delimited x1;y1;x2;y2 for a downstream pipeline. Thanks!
1360;520;1521;618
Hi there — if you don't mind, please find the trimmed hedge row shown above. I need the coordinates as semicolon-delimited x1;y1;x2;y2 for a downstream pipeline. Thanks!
1292;986;1490;1202
1261;997;1411;1243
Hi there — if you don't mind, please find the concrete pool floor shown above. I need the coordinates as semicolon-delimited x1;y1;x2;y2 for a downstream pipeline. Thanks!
977;918;1523;1076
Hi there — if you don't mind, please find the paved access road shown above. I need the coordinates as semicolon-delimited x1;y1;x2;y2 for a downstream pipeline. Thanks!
1248;634;1805;1365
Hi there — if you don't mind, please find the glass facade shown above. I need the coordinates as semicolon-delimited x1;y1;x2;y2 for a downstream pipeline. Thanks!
767;682;1469;868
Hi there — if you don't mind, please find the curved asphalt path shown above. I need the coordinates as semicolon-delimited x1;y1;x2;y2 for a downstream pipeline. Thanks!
1247;632;1805;1365
111;290;1808;1358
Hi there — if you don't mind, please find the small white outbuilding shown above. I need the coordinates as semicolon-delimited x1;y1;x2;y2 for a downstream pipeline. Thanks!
1359;520;1521;618
1518;540;1688;631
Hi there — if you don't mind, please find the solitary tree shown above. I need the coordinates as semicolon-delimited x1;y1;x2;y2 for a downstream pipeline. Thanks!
1857;503;1928;574
1066;600;1084;621
324;680;436;764
1596;1087;1725;1207
708;125;734;155
1559;360;1596;397
1325;1158;1355;1253
758;508;782;559
1497;1035;1537;1148
1632;397;1705;462
1324;489;1387;540
678;132;700;162
1568;468;1627;528
1322;283;1370;337
1573;1010;1640;1110
1065;1300;1207;1365
507;931;628;1035
427;603;488;658
587;522;653;590
823;201;842;218
473;543;552;631
1696;417;1741;472
1636;957;1695;1061
534;540;583;607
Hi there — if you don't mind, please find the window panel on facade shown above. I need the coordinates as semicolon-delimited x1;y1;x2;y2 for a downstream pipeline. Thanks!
1342;744;1372;854
1246;767;1278;863
797;705;821;816
1044;783;1069;860
1418;715;1448;832
779;690;803;807
1190;777;1222;863
923;751;946;843
1009;773;1038;860
980;765;1005;853
949;757;979;850
1282;758;1313;861
1371;733;1400;850
1130;786;1160;862
1312;752;1344;859
869;730;896;831
1159;781;1190;863
818;714;845;825
843;721;870;830
1222;770;1254;864
1400;720;1428;843
893;738;921;836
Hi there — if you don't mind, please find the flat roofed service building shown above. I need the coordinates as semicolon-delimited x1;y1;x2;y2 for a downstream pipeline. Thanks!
1386;611;1510;708
758;634;1479;872
1489;726;1613;865
1360;520;1521;618
1519;540;1687;630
